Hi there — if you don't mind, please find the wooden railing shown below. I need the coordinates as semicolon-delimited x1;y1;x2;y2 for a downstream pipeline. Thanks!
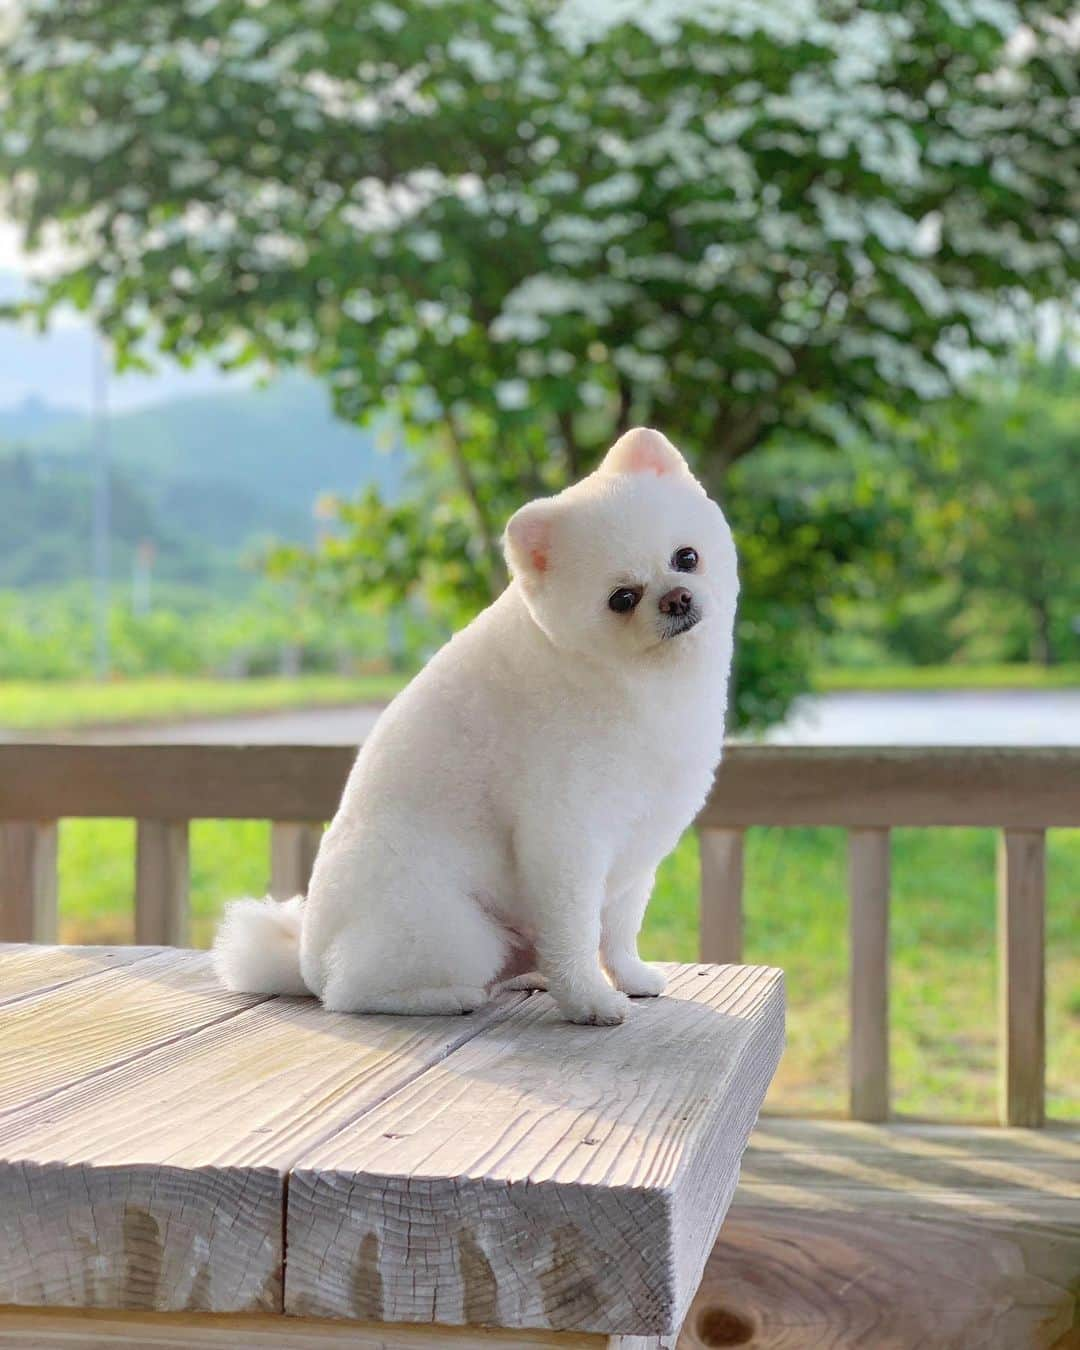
1;743;1076;1128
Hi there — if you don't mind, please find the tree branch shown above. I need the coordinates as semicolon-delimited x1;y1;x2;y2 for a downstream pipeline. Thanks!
445;413;507;597
557;409;581;479
615;377;633;437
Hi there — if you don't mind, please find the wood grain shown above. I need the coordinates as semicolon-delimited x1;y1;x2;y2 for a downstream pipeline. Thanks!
0;950;266;1117
699;745;1080;828
697;829;742;964
680;1208;1079;1350
135;821;190;947
998;829;1046;1128
847;828;889;1123
2;744;1077;828
0;822;58;943
679;1118;1080;1349
270;822;323;900
286;964;785;1338
0;981;527;1313
0;945;159;1007
0;1305;674;1348
0;745;354;822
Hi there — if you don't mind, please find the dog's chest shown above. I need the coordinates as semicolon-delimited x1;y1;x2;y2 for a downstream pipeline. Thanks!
587;684;723;820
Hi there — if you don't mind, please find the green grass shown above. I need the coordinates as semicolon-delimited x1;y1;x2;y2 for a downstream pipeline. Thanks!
57;820;1078;1123
0;675;410;731
816;663;1080;692
5;664;1075;734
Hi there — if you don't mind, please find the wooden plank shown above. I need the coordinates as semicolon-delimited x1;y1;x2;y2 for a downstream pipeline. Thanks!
682;1202;1079;1349
697;828;742;964
740;1121;1080;1194
0;986;528;1314
680;1119;1080;1349
740;1146;1079;1192
135;821;190;947
0;1306;672;1348
0;945;159;1007
0;822;58;942
286;964;785;1337
0;949;267;1117
3;744;1079;829
743;1116;1080;1161
698;745;1080;828
0;745;354;822
848;827;889;1123
270;822;322;900
745;1112;1080;1166
997;828;1046;1128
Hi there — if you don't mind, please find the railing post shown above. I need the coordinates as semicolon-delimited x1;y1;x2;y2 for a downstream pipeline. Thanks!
271;822;323;900
698;826;744;964
0;821;58;943
848;827;890;1122
998;828;1046;1127
135;820;190;946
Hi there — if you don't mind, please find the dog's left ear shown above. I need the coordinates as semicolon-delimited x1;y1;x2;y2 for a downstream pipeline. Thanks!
504;499;557;582
599;427;690;479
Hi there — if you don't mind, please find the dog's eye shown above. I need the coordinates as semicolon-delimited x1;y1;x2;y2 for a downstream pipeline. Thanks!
672;547;698;572
608;586;642;613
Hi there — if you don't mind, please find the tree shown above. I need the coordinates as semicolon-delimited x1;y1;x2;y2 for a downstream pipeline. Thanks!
911;359;1080;666
815;358;1080;671
3;0;1076;718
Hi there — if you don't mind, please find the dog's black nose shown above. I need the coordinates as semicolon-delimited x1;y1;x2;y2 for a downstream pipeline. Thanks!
659;587;693;616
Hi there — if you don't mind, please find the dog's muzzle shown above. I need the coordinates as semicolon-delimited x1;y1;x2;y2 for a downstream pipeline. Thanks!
660;607;702;640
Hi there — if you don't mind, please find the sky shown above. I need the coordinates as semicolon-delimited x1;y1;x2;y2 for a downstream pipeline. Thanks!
0;221;252;413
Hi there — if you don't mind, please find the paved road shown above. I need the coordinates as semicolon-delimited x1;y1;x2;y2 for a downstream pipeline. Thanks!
55;704;389;745
17;688;1078;745
761;688;1080;746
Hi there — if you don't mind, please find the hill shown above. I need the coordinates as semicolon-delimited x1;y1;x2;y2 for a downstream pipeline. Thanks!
0;378;404;588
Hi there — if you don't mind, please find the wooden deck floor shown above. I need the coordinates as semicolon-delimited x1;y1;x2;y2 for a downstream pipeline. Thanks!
682;1117;1080;1349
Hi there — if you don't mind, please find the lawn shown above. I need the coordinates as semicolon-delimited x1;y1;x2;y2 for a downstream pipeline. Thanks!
0;675;408;731
816;663;1080;691
56;819;1078;1123
4;665;1076;733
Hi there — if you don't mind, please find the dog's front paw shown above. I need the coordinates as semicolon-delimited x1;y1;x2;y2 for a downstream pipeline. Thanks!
558;985;631;1026
608;959;666;998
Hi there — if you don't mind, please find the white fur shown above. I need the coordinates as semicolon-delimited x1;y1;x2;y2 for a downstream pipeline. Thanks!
213;428;739;1025
212;894;309;995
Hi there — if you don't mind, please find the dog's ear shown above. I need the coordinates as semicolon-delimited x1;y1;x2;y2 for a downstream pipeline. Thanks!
599;427;690;479
504;499;557;581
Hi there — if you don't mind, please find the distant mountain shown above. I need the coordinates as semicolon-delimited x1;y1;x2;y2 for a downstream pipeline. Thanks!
0;447;205;589
0;377;405;589
0;395;78;440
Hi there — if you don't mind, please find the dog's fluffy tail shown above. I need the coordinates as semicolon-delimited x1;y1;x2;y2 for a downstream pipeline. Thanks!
211;894;310;996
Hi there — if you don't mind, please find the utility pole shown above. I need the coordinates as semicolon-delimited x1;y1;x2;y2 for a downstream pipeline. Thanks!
91;332;111;679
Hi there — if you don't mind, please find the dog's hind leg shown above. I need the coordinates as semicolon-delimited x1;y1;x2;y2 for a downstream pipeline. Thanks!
494;970;548;992
317;887;507;1016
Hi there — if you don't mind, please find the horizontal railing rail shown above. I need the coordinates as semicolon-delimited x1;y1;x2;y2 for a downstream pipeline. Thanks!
1;743;1077;1129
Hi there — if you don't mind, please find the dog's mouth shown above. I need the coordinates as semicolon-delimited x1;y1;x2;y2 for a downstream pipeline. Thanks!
659;608;702;641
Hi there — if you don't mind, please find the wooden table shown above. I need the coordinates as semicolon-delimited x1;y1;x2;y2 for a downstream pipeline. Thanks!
0;945;783;1348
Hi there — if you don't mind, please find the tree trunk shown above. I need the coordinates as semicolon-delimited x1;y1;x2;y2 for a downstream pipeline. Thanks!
702;411;769;498
557;409;581;479
1030;597;1054;666
444;415;507;599
615;378;633;437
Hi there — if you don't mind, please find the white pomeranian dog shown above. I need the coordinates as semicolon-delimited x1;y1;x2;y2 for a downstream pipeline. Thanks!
213;427;738;1025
